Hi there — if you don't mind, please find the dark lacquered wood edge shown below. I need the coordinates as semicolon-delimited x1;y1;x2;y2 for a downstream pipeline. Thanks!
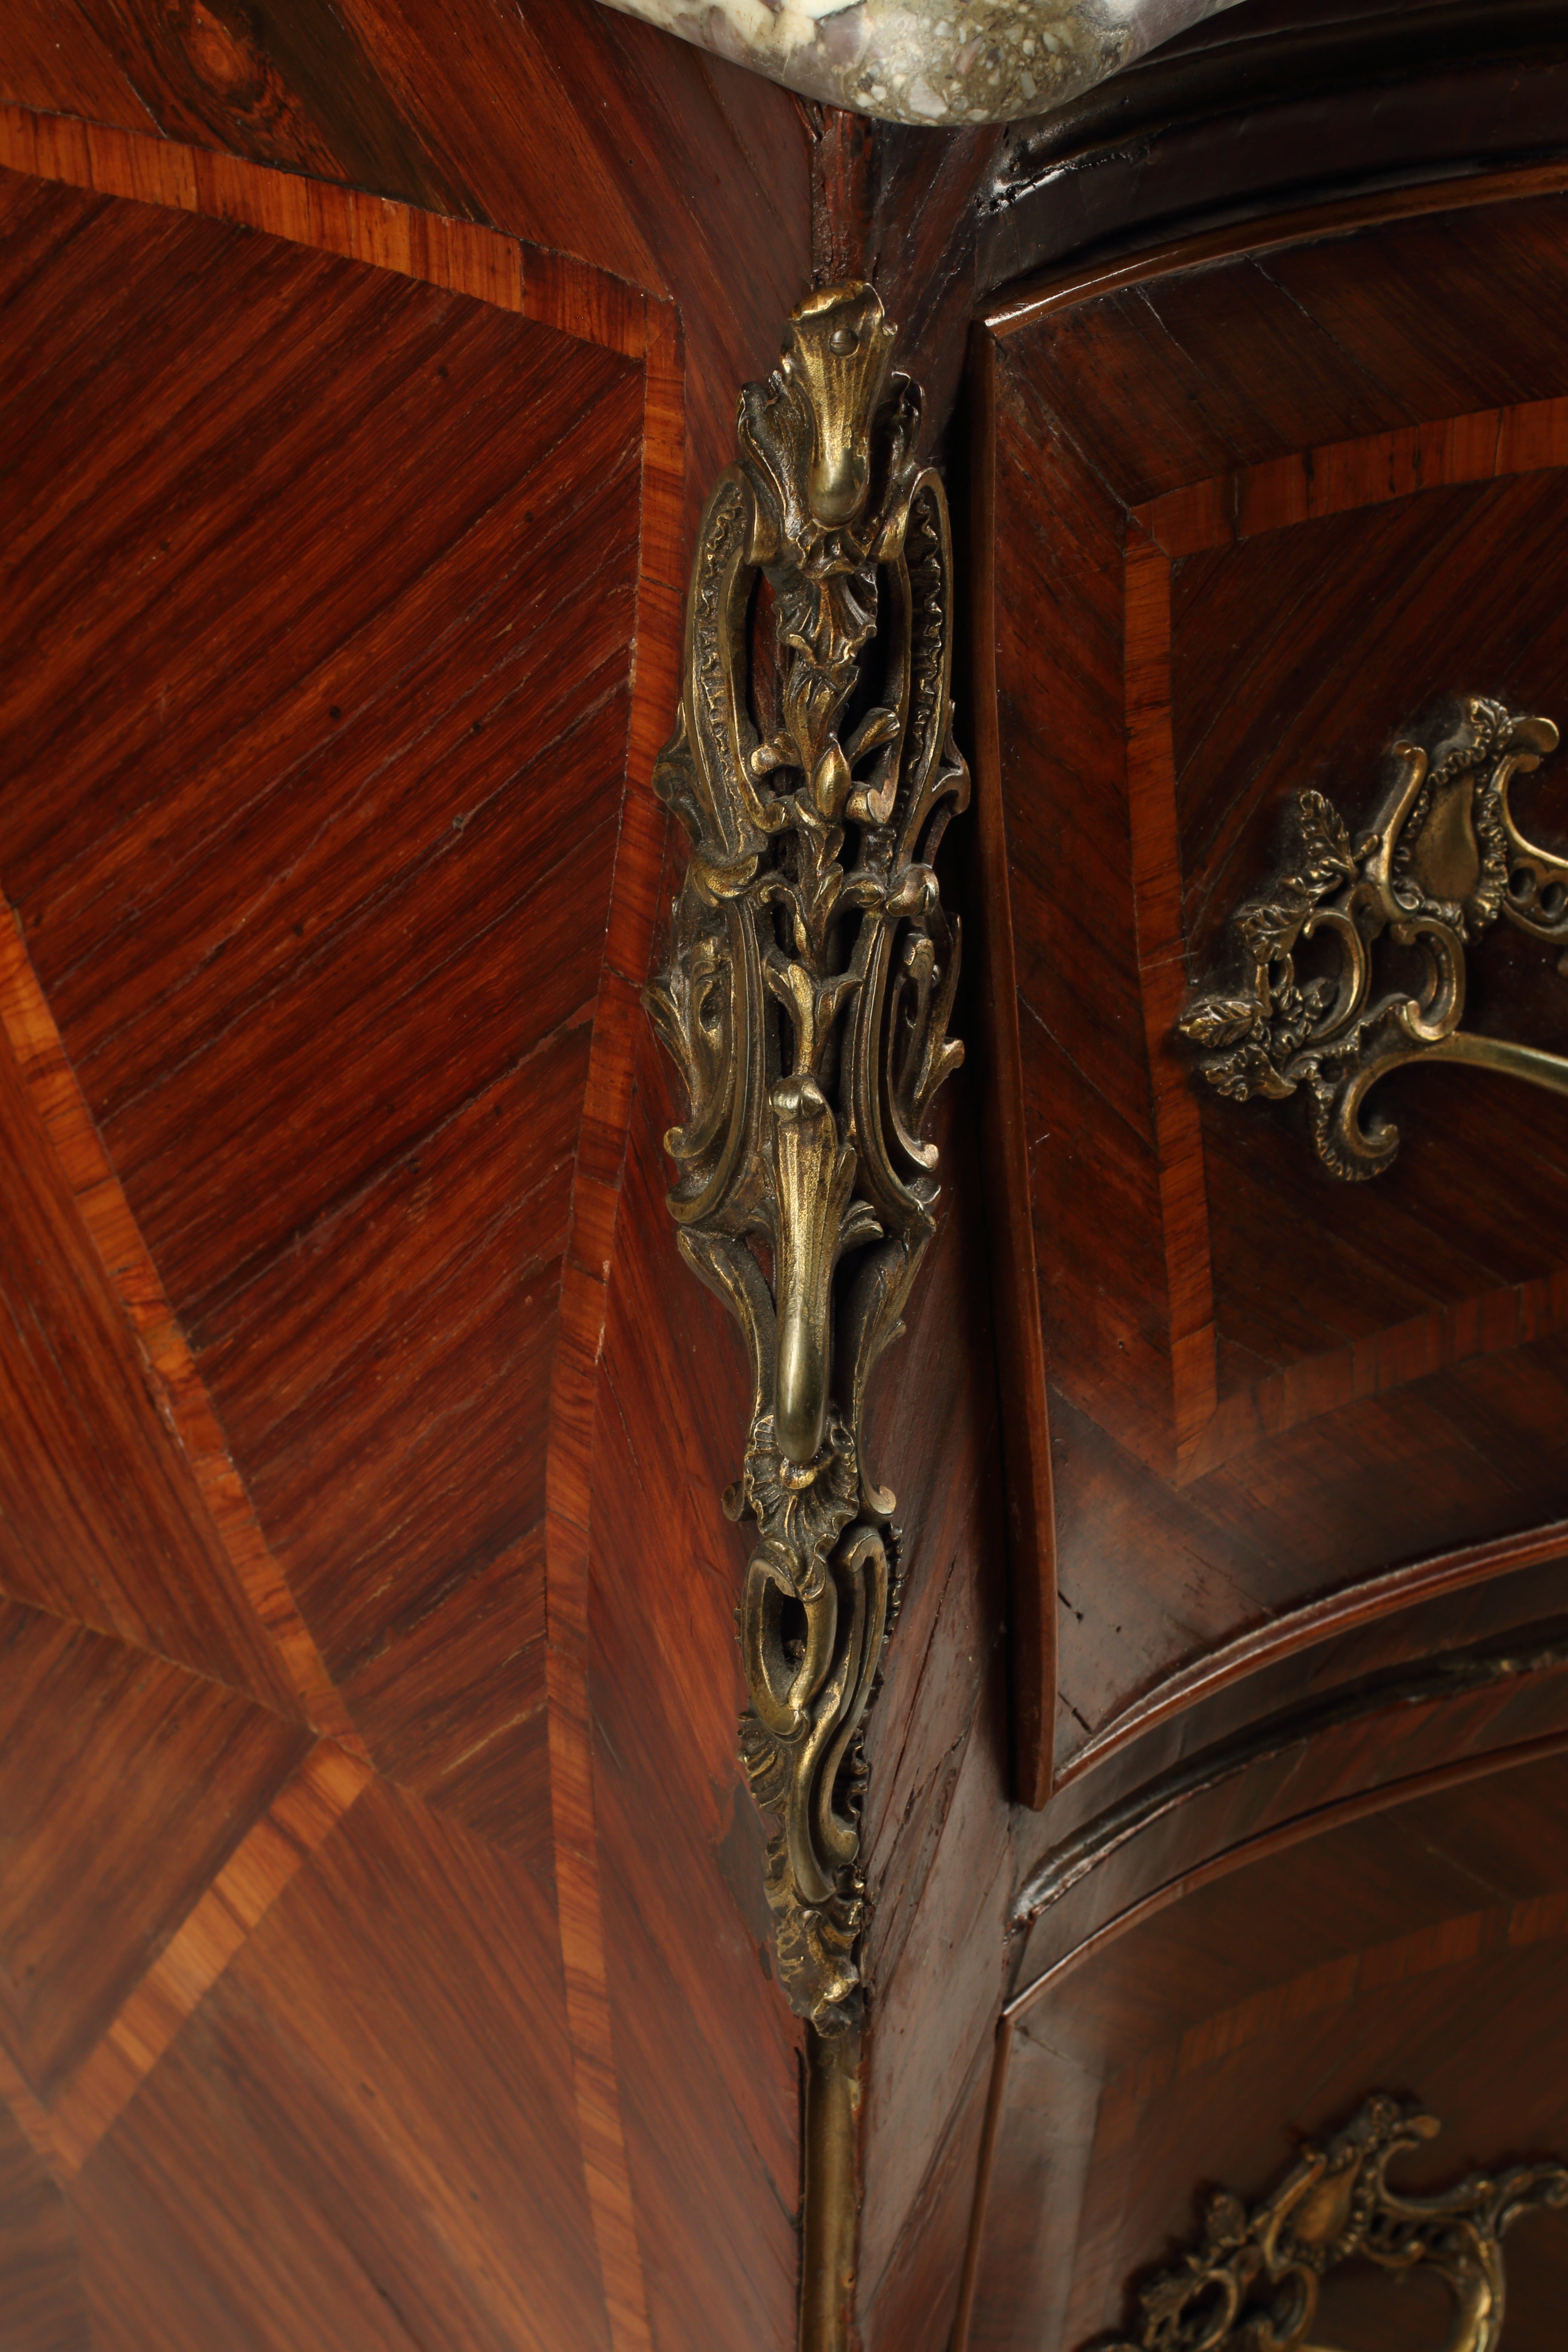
1015;1617;1568;1928
970;323;1058;1811
984;158;1568;340
952;1719;1568;2346
1011;1724;1568;2014
1056;1518;1568;1789
1006;0;1568;175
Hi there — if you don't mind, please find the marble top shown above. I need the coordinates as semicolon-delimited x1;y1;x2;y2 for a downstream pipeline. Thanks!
596;0;1247;127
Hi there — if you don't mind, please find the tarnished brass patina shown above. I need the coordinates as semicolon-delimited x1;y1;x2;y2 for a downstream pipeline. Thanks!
1111;2094;1568;2352
646;282;967;2036
1181;697;1568;1177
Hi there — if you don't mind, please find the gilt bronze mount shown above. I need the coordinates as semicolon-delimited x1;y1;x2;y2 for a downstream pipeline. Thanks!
1110;2094;1568;2352
645;284;967;2036
1180;698;1568;1177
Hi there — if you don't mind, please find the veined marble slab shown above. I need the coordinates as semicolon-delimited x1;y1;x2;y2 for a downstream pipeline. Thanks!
597;0;1247;126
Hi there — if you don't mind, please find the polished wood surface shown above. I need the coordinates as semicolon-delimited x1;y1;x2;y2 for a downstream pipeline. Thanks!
854;1092;1013;2352
980;172;1568;1792
8;1;1568;2343
945;142;1568;2352
0;140;644;2347
965;1742;1568;2350
0;82;1016;2328
0;0;808;524
0;1;814;2331
586;1026;799;2344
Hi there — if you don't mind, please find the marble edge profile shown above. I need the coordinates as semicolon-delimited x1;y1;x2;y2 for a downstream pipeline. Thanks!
594;0;1246;127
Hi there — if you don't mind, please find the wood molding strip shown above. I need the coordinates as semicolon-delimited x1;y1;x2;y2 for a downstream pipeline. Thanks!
0;103;648;358
952;1724;1568;2347
0;910;361;1746
1057;1515;1568;1786
971;327;1059;1810
984;161;1568;340
1014;1726;1568;2015
1022;1627;1568;1932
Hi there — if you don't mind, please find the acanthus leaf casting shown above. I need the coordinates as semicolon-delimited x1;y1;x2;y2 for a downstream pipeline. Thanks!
645;282;968;2035
1181;697;1568;1177
1109;2092;1567;2352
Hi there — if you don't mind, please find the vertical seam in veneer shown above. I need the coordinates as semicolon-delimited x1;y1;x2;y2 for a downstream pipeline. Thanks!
0;907;362;1747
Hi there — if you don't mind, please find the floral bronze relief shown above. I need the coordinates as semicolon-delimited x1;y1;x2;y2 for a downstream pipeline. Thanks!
1109;2094;1567;2352
645;283;967;2037
1182;697;1568;1177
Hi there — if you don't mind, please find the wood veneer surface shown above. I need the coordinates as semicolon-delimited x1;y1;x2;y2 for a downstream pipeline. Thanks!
71;1776;606;2352
586;1027;801;2350
0;19;1025;2343
20;15;1568;2351
0;3;815;2331
0;162;638;1744
0;0;809;530
968;1746;1568;2352
854;1084;1014;2352
983;179;1568;1785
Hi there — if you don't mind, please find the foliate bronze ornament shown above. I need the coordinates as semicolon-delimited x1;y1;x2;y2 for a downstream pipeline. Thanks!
1110;2094;1568;2352
645;282;968;2035
1180;697;1568;1178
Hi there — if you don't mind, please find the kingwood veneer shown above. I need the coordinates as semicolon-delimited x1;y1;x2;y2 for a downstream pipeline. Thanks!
979;169;1568;1796
4;4;1568;2348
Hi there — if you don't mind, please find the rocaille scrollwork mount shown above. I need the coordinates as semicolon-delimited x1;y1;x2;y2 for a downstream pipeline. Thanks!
1180;696;1568;1177
645;285;967;2033
1106;2093;1568;2352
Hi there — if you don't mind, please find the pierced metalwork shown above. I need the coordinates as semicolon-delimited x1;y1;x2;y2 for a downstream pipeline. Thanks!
1180;697;1568;1177
1110;2093;1568;2352
645;282;967;2035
